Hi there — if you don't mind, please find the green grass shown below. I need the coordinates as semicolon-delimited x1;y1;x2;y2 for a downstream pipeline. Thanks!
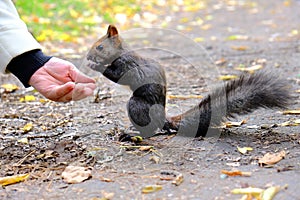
14;0;141;42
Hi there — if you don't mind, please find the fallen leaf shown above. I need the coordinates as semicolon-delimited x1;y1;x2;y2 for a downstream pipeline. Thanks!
214;58;227;66
141;185;162;193
282;109;300;115
172;173;184;186
226;34;249;40
237;146;253;154
261;186;281;200
232;185;282;200
231;187;263;199
139;146;153;151
20;95;36;102
231;46;249;51
100;177;114;182
22;123;33;133
160;170;183;186
221;170;251;177
167;94;203;100
258;151;286;166
225;120;247;128
296;89;300;93
219;75;238;80
1;84;19;93
235;64;263;72
0;174;30;186
62;166;92;184
279;119;300;126
194;37;205;42
18;138;29;144
149;155;160;164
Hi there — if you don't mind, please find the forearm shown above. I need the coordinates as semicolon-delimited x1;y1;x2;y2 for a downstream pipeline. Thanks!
0;0;41;73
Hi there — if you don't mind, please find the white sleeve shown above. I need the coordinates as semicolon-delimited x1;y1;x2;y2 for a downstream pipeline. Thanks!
0;0;41;73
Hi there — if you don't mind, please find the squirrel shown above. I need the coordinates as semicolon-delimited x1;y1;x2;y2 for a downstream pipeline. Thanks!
87;25;291;138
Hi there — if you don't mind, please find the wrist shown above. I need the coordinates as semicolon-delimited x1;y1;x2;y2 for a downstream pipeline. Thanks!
7;49;52;87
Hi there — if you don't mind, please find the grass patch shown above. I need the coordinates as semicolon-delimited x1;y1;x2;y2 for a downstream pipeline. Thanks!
14;0;141;42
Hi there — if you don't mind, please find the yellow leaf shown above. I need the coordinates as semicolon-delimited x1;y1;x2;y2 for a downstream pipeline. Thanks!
219;75;238;80
235;64;263;72
1;84;19;93
22;123;33;132
194;37;205;42
237;146;253;154
0;174;30;186
69;9;79;18
18;138;29;144
20;95;36;102
291;29;298;35
283;109;300;114
231;187;263;198
141;185;162;193
261;186;281;200
296;89;300;93
226;34;249;40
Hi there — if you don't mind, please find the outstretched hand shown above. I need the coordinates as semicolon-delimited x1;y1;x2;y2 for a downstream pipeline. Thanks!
29;57;96;102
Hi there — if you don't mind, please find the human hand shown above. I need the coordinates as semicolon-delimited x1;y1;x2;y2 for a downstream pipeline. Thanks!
29;57;96;102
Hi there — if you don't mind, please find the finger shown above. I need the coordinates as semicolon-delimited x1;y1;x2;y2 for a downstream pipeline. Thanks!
47;82;75;102
69;66;96;84
72;83;96;101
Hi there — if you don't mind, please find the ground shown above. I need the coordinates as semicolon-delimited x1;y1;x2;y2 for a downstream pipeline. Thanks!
0;0;300;199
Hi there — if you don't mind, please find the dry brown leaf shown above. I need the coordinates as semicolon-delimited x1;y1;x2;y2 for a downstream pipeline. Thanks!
279;119;300;126
225;120;247;128
214;58;227;66
100;177;114;182
0;173;30;186
258;151;286;166
139;146;153;151
149;155;160;164
221;170;251;177
62;166;92;184
172;173;184;186
231;46;249;51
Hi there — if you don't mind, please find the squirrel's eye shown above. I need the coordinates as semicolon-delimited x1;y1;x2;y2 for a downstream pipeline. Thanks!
96;45;103;51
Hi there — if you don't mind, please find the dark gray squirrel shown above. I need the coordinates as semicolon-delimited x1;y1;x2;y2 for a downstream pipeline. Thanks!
87;25;290;138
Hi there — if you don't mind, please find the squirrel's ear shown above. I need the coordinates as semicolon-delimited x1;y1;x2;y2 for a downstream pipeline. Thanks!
107;25;118;37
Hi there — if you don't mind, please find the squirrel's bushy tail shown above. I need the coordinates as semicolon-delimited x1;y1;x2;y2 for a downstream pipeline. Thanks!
167;71;291;137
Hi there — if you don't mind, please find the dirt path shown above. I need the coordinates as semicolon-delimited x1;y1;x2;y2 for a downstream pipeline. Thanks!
1;0;299;199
